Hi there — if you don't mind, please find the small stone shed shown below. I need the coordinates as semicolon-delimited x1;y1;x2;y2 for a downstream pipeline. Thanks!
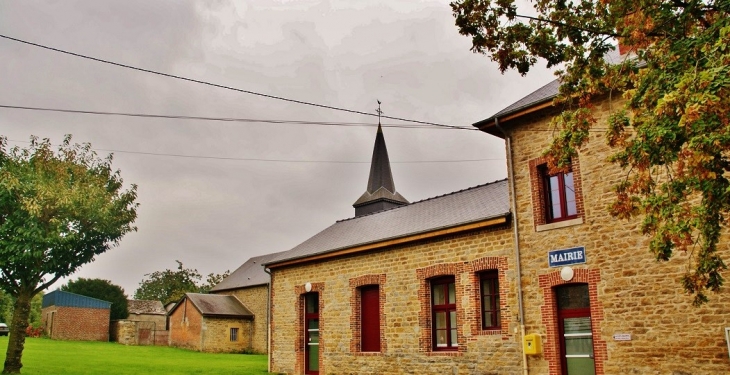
111;300;168;345
168;293;254;352
41;290;111;341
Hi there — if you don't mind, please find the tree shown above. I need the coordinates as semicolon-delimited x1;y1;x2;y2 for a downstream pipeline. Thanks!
0;292;43;329
134;261;229;305
451;0;730;305
0;135;137;373
61;278;129;320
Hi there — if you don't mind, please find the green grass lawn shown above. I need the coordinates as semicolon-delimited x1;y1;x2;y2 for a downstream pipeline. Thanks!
0;336;268;374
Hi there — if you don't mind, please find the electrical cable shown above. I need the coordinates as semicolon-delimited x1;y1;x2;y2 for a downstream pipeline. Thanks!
3;139;504;164
0;34;476;131
0;104;452;130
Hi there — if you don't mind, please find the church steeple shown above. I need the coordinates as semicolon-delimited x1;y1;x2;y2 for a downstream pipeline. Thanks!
353;102;409;217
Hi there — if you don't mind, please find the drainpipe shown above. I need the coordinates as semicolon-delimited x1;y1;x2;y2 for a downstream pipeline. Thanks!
264;266;273;373
495;117;528;375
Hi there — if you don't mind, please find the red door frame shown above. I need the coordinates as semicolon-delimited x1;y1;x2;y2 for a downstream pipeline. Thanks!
558;307;594;375
304;294;319;375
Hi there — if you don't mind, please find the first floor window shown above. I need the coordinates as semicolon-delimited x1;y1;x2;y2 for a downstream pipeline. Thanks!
431;276;457;350
541;165;577;222
480;271;501;329
230;327;239;342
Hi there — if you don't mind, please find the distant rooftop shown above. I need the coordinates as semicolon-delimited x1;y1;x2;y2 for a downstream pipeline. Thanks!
210;251;286;292
42;290;111;310
172;293;253;319
128;300;166;316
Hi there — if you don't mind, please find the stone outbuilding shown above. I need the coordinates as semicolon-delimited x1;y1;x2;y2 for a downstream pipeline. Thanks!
127;299;167;328
111;300;168;346
41;290;111;341
209;251;284;354
168;293;254;353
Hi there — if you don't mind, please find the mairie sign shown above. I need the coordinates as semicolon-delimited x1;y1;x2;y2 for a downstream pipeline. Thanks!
548;246;586;267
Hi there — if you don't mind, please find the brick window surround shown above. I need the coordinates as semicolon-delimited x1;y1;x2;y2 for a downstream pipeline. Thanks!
529;156;585;228
416;257;510;356
539;269;606;375
349;274;387;354
295;282;325;375
468;257;510;338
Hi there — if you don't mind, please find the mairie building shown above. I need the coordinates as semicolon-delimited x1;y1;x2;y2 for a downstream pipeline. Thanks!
218;82;730;374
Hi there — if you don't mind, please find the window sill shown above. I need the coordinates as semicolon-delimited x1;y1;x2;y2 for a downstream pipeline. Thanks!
536;217;583;232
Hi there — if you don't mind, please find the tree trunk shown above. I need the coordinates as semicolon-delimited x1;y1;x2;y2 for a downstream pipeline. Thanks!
3;289;32;374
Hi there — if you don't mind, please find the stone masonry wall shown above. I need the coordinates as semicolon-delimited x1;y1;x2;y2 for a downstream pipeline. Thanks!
201;317;252;353
168;298;203;351
111;319;169;346
41;306;110;341
270;226;520;375
214;285;268;353
506;97;730;374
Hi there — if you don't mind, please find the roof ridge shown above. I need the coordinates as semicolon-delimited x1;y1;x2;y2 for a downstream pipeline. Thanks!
336;178;508;223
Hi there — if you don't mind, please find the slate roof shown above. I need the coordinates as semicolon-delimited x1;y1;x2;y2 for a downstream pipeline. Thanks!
175;293;253;319
210;251;286;292
128;300;166;316
473;48;633;133
266;179;510;266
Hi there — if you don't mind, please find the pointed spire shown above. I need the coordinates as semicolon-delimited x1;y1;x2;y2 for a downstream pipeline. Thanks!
353;102;409;217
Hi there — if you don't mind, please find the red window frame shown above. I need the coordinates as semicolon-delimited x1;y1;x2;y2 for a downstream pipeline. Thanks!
541;166;578;223
431;276;457;351
360;285;381;352
480;271;500;330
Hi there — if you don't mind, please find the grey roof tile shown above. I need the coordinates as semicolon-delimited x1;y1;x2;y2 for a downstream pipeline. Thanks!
474;48;634;128
267;179;510;266
182;293;253;318
128;300;166;315
210;252;285;292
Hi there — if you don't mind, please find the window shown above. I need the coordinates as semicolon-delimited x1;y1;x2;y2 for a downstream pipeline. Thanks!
541;165;577;223
431;277;457;350
360;285;381;352
230;327;239;342
480;271;500;330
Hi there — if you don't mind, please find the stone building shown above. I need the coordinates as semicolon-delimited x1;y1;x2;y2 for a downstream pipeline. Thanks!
111;300;168;346
258;81;730;374
210;252;283;354
264;124;519;374
472;78;730;374
41;290;111;341
168;293;254;353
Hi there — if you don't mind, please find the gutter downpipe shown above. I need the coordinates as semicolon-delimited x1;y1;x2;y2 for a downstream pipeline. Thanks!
264;266;272;373
495;117;528;375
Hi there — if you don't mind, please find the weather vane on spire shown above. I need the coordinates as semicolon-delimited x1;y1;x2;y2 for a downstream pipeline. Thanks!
376;100;383;125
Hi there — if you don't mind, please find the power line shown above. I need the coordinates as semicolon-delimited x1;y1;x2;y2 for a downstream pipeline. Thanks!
4;139;505;164
0;34;476;131
0;104;453;130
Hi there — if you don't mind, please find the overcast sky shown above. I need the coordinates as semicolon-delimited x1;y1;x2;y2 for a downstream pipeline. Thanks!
0;1;554;295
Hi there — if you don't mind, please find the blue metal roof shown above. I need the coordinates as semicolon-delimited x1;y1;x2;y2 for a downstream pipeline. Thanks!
42;290;112;309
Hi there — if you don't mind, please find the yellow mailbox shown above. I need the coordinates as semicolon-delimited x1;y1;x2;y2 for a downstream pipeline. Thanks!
523;334;542;355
